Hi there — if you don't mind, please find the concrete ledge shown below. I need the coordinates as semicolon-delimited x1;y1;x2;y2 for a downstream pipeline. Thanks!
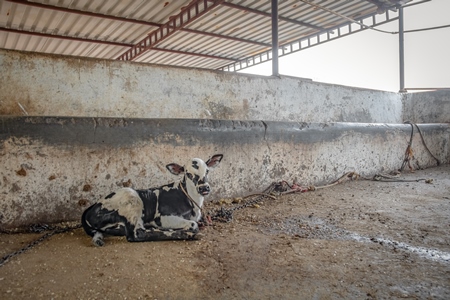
1;117;449;229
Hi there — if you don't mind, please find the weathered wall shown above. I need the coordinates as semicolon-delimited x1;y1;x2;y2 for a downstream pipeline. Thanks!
0;49;402;123
403;90;450;123
1;117;448;229
1;49;449;229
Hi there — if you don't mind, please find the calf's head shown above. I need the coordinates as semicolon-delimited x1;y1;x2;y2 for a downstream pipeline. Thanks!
166;154;223;196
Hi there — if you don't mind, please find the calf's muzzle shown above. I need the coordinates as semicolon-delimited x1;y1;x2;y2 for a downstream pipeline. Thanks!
198;184;210;195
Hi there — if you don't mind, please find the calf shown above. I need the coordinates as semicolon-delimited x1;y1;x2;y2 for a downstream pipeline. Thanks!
81;154;223;246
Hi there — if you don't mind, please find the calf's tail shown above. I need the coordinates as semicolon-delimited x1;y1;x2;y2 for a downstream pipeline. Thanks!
81;206;97;237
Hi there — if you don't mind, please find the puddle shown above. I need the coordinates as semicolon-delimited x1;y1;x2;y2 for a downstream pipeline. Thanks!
265;215;450;263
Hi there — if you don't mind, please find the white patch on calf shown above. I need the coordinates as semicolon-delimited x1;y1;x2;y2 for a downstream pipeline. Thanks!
185;181;203;222
160;215;198;231
100;221;125;232
185;159;208;195
187;158;208;175
100;188;143;226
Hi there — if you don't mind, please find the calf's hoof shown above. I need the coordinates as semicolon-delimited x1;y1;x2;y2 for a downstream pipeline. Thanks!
92;232;105;247
188;222;199;233
92;238;104;247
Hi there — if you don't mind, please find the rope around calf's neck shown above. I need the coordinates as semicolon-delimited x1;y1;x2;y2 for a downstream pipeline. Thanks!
179;182;203;212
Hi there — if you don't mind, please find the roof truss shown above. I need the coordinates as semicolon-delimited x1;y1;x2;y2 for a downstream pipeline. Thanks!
0;0;411;72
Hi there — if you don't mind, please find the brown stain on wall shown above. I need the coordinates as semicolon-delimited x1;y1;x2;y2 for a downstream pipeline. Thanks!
78;199;89;207
82;184;92;192
122;179;132;187
0;96;35;115
16;167;27;176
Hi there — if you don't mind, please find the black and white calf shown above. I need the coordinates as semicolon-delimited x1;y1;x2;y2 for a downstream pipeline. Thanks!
81;154;223;246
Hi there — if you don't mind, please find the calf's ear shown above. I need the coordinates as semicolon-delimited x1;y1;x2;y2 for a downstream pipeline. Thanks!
206;154;223;169
166;163;185;175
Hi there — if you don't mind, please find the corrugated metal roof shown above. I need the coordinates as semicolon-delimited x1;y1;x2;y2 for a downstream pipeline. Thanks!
0;0;410;70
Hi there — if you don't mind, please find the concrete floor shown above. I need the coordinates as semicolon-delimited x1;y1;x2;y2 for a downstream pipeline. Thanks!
0;165;449;299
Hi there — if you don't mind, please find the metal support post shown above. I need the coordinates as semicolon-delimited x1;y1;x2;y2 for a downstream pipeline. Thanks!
271;0;279;76
399;5;406;92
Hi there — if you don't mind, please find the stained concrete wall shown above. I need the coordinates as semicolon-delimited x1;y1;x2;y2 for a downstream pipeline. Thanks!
403;90;450;123
1;49;449;229
1;117;449;229
0;49;402;123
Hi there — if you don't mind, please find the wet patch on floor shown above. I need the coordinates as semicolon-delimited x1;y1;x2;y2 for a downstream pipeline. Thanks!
264;214;450;264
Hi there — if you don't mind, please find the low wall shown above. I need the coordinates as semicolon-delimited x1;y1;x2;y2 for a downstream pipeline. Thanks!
1;116;448;229
1;50;449;229
0;49;402;123
403;90;450;123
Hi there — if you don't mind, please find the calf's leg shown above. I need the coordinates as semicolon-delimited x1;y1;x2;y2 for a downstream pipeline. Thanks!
159;215;199;232
81;203;129;246
128;227;200;242
126;216;200;242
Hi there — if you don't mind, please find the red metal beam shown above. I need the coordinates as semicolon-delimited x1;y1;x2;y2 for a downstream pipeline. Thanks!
0;27;236;62
5;0;266;49
181;28;271;48
117;0;225;61
151;47;238;62
5;0;160;27
0;27;130;47
220;2;325;31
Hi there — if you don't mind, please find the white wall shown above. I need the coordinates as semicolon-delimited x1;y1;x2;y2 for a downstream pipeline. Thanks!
0;49;402;123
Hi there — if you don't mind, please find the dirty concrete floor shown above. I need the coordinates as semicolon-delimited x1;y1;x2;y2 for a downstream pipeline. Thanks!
1;165;449;299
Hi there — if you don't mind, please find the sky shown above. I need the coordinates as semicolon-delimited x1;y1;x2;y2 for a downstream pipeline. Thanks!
240;0;450;93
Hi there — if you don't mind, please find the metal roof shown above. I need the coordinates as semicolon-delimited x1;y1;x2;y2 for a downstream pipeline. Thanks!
0;0;410;71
